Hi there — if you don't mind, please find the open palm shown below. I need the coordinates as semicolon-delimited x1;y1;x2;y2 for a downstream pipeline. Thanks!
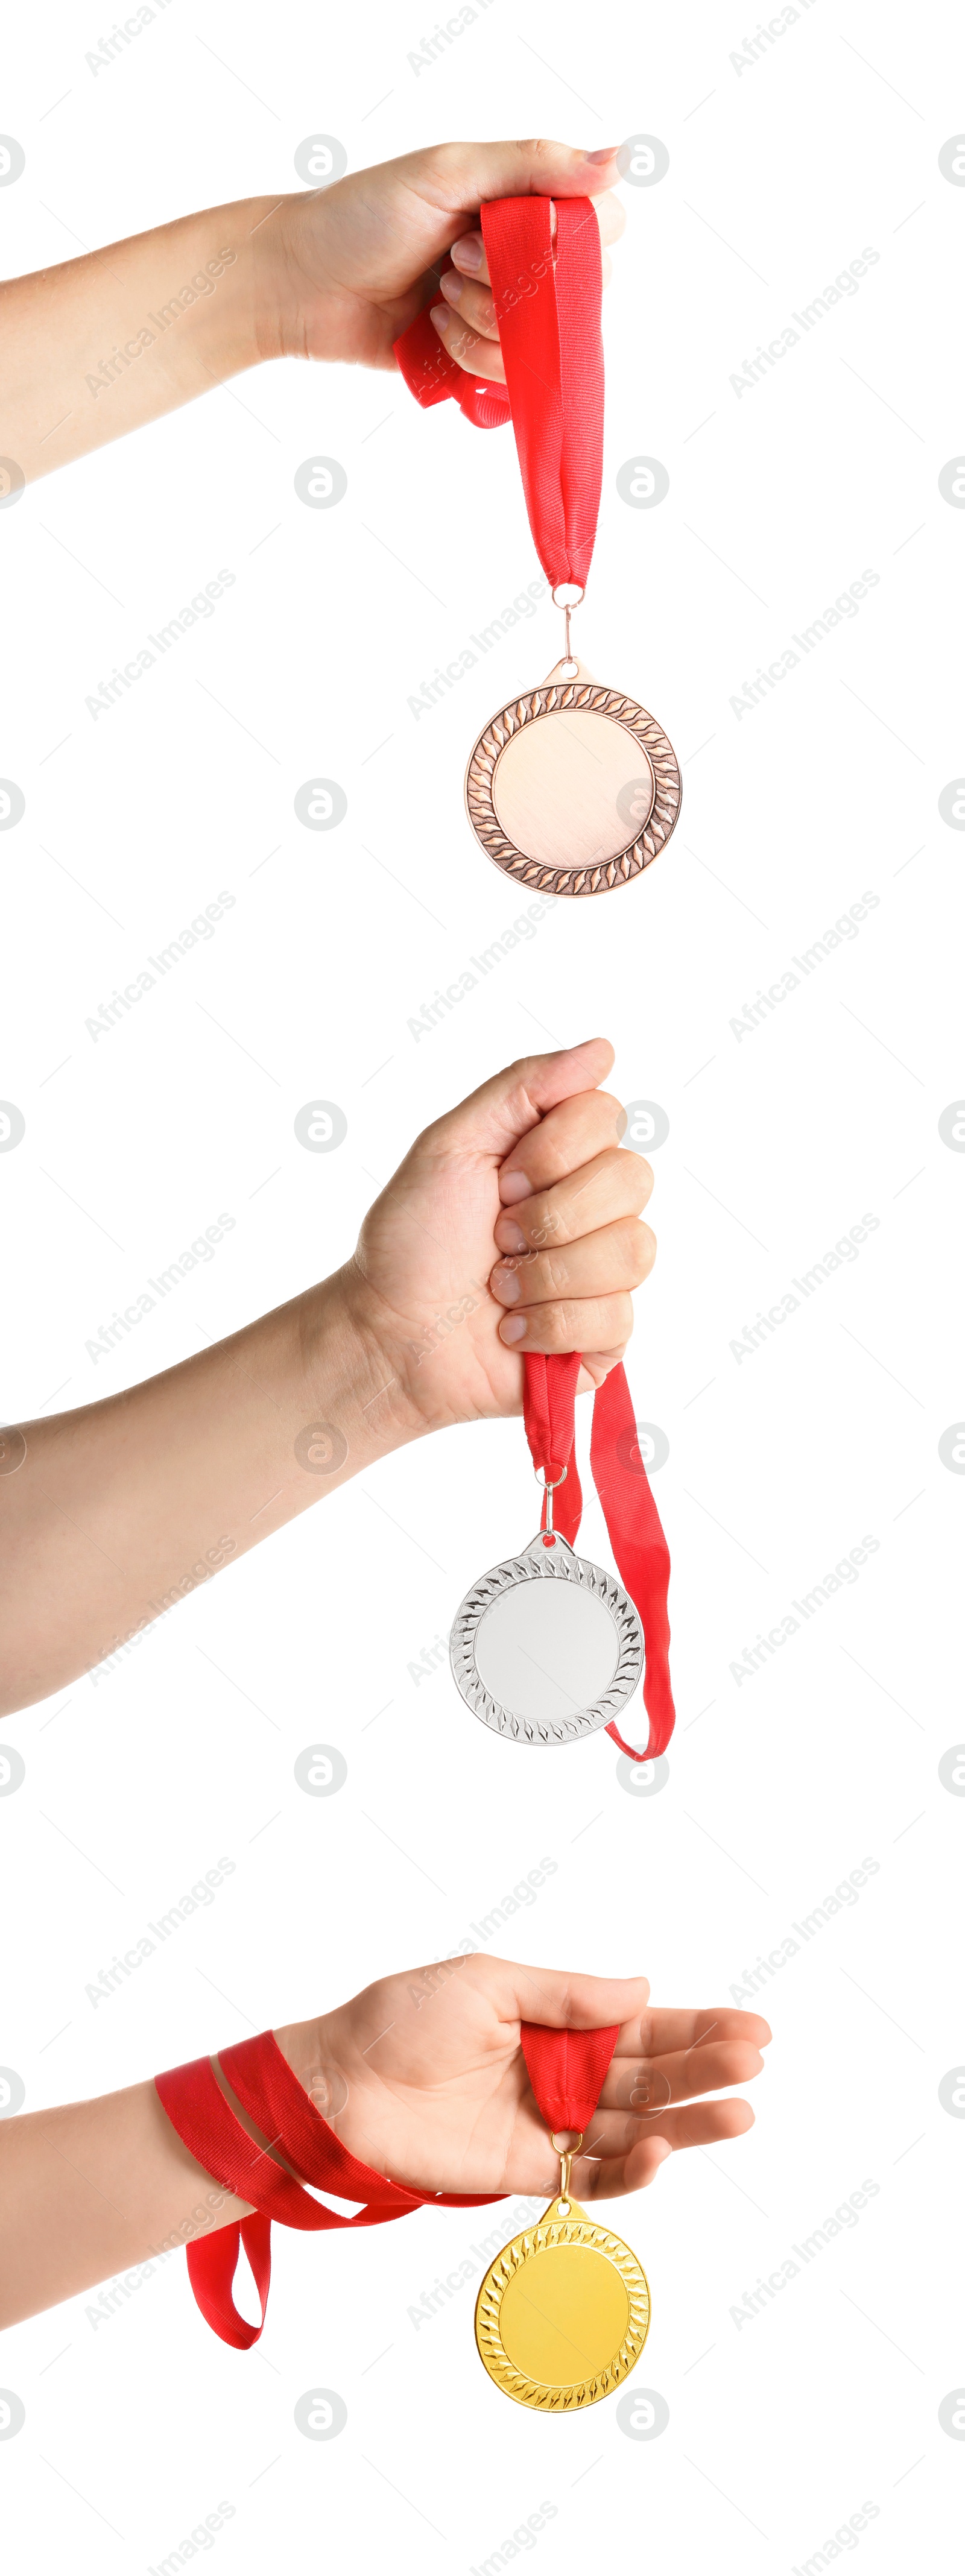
285;1954;771;2203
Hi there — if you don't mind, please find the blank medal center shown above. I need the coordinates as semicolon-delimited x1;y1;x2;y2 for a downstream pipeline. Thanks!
475;1580;618;1722
492;711;654;868
498;2245;630;2385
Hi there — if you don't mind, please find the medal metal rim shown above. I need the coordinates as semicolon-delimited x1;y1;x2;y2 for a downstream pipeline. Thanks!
449;1532;644;1747
464;671;682;898
474;2196;651;2412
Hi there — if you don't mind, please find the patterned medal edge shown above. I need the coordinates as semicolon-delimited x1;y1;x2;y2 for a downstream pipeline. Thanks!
464;683;682;898
474;2214;651;2411
449;1541;645;1745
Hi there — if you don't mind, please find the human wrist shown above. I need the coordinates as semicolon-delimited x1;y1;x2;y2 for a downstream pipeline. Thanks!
136;198;270;386
272;2010;358;2141
143;195;299;382
298;1267;431;1464
254;190;347;365
271;2013;325;2094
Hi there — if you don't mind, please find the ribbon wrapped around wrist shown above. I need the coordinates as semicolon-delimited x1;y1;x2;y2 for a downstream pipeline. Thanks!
393;195;604;593
523;1353;675;1762
155;2020;624;2350
155;2031;502;2351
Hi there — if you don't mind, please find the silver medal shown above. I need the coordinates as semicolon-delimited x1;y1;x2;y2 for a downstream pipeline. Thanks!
450;1515;644;1749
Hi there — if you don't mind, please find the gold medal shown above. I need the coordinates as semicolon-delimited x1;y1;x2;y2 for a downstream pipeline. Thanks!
474;2135;650;2411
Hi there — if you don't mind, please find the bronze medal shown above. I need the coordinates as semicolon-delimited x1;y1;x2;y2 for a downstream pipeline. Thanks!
465;640;682;899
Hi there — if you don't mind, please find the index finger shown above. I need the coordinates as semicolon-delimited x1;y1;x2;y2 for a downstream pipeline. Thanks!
408;137;621;220
621;2006;774;2056
452;187;625;286
423;1040;614;1165
498;1090;625;1201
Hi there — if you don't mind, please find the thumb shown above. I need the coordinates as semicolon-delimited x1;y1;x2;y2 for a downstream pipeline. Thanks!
474;1956;653;2035
422;1038;615;1164
403;137;620;218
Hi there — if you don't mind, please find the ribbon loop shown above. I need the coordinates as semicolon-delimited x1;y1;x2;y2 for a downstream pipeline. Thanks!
156;2033;503;2350
186;2214;271;2353
520;2022;619;2136
523;1348;581;1507
157;2024;630;2350
393;194;604;593
522;1354;675;1760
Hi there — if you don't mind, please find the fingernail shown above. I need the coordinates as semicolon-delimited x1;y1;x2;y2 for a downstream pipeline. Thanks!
439;270;463;306
452;232;483;270
490;1263;520;1305
584;146;618;163
499;1171;533;1205
498;1220;528;1254
431;305;450;334
499;1315;527;1343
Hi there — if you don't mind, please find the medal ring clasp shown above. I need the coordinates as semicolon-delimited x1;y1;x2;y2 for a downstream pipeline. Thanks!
550;2127;583;2209
551;579;584;672
534;1460;568;1538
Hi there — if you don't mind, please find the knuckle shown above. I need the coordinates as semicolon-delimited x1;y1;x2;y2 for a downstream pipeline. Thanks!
524;1194;557;1246
618;1219;656;1284
539;1251;569;1299
540;1135;574;1181
615;1219;648;1281
615;1139;653;1194
620;1128;659;1179
595;1087;625;1131
609;1293;636;1345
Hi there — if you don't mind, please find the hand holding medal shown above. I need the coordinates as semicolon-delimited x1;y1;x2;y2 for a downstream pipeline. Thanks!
346;1033;673;1759
448;1061;674;1758
151;1957;770;2375
396;182;682;895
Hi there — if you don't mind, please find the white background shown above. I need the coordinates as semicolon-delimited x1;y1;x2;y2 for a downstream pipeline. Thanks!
1;0;961;2568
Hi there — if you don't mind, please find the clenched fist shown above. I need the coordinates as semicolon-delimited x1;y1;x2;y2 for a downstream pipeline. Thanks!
343;1036;654;1432
2;1043;656;1711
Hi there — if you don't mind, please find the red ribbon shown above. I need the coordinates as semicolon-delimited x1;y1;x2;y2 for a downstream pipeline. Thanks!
523;1355;675;1763
156;2020;622;2349
393;195;603;591
155;2032;501;2351
520;2021;619;2135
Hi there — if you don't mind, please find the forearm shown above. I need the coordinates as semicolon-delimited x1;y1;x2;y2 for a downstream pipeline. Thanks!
1;194;283;482
0;2017;320;2327
0;2078;247;2326
0;1271;414;1714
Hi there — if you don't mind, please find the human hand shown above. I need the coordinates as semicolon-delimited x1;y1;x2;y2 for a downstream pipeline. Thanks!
264;138;624;371
431;186;625;382
277;1955;771;2200
335;1038;656;1438
0;1038;650;1712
